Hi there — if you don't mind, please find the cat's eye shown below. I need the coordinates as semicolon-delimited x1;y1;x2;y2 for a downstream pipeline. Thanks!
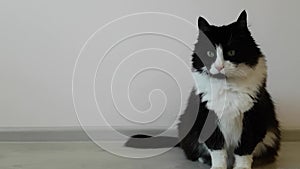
207;51;215;57
227;50;236;56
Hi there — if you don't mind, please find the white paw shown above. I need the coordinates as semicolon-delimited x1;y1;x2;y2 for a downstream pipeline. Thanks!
233;154;252;169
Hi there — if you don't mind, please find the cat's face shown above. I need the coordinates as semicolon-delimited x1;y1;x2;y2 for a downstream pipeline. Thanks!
192;11;263;78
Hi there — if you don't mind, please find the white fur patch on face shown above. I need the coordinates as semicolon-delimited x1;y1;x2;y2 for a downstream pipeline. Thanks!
210;149;227;169
234;154;253;169
210;45;225;75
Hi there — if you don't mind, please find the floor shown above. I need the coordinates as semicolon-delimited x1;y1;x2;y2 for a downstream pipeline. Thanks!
0;142;299;169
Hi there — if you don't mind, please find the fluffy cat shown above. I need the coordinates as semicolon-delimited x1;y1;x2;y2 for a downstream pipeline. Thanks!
126;11;280;169
180;10;280;169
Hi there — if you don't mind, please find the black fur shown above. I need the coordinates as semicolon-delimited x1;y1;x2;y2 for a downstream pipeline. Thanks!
125;11;280;168
183;10;280;167
178;92;211;164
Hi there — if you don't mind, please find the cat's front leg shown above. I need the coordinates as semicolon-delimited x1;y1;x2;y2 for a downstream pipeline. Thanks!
233;134;255;169
205;127;226;169
233;116;264;169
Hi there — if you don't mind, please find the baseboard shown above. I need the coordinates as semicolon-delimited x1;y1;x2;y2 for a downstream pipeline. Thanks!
280;129;300;142
0;127;172;142
0;127;90;142
0;127;298;142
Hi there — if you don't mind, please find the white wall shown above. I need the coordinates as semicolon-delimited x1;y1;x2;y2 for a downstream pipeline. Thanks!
0;0;299;129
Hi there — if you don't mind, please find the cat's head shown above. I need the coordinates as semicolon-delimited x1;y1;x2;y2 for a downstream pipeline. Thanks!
192;11;264;79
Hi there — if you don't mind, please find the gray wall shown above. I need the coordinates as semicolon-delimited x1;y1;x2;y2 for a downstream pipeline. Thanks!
1;0;299;129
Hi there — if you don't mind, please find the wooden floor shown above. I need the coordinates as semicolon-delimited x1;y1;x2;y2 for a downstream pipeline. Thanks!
0;142;299;169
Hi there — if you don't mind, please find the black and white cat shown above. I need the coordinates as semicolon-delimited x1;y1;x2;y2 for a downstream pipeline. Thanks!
180;11;280;169
126;11;280;169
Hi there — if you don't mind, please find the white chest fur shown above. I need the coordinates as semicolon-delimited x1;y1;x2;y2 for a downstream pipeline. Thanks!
192;72;256;118
192;58;267;147
193;68;267;147
193;72;253;146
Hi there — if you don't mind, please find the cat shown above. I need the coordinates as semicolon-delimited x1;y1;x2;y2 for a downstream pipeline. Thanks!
180;10;281;169
126;11;280;169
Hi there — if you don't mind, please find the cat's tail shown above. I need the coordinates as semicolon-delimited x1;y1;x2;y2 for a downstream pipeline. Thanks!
124;134;212;165
124;134;180;148
252;127;281;166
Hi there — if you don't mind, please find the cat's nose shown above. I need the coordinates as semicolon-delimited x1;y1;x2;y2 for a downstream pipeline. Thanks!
215;64;224;72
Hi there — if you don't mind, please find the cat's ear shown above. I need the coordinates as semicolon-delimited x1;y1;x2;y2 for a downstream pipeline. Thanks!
198;16;210;32
236;10;247;29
